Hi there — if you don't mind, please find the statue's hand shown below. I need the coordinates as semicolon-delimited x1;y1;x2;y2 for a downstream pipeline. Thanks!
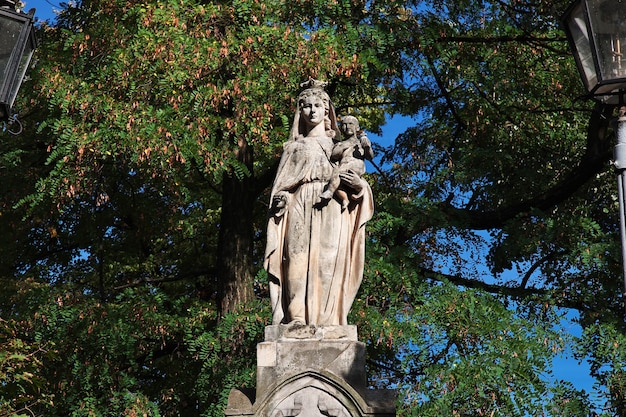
339;170;363;193
271;193;288;218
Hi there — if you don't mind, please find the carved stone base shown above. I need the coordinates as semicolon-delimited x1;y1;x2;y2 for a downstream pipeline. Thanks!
225;325;396;417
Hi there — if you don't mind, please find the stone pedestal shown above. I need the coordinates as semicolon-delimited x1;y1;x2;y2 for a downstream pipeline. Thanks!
225;325;396;417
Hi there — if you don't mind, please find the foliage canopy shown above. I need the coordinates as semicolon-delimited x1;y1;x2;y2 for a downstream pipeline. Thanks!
1;0;625;416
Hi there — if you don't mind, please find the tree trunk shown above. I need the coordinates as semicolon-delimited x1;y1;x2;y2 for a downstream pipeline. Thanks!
217;138;256;315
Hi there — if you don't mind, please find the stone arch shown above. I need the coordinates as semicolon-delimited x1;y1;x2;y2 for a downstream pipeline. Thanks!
255;370;371;417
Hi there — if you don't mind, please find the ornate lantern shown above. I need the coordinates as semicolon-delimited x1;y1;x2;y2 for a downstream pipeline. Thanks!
562;0;626;103
0;0;37;120
563;0;626;308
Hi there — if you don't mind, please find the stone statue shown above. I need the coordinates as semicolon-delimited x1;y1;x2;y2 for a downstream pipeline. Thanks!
264;80;374;326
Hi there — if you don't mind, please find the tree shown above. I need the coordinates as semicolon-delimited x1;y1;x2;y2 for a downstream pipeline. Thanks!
2;0;407;415
1;0;625;416
356;0;625;414
25;0;407;313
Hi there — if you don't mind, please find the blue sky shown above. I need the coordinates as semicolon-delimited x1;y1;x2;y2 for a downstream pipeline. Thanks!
23;0;59;20
23;0;605;412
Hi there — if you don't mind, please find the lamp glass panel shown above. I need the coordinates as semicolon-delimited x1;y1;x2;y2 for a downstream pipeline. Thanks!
587;0;626;81
7;38;33;107
565;1;598;91
0;14;23;87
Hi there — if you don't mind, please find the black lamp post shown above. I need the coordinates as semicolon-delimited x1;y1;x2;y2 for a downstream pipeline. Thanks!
0;0;37;121
563;0;626;308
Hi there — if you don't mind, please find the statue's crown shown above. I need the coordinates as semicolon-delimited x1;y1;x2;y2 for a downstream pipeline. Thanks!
300;78;328;90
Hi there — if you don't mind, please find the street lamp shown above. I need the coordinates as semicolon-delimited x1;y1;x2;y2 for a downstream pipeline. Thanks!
0;0;37;121
562;0;626;309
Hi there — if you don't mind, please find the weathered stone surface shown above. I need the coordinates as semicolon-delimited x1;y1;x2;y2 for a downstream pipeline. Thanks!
226;388;255;415
264;324;358;342
268;384;351;417
225;370;396;417
264;80;374;326
256;334;367;391
225;325;396;417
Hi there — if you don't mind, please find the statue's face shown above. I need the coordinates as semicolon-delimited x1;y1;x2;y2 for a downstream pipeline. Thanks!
341;118;359;137
300;95;326;127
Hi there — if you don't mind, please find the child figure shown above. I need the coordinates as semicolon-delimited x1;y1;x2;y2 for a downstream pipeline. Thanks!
318;115;374;210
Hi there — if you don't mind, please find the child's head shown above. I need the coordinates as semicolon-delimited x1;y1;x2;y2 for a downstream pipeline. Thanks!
340;115;359;137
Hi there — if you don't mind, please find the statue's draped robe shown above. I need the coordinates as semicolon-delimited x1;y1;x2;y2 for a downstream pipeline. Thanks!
264;134;374;325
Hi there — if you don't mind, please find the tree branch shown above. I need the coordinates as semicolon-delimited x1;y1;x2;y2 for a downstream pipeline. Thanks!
437;35;567;54
439;103;614;229
417;265;588;311
520;251;566;289
419;265;548;298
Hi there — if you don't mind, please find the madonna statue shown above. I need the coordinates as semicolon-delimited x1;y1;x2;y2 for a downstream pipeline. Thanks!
264;80;374;326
